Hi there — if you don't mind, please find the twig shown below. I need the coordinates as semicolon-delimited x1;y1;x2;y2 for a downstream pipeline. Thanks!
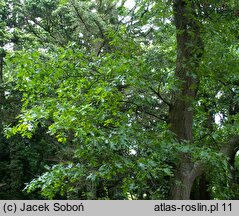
150;87;171;107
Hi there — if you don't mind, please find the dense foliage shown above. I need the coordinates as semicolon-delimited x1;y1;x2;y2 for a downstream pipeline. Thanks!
0;0;239;199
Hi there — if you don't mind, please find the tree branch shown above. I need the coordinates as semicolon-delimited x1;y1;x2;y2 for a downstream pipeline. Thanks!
190;161;204;180
220;135;239;159
190;135;239;180
120;100;167;122
71;0;91;33
0;183;6;188
150;87;171;107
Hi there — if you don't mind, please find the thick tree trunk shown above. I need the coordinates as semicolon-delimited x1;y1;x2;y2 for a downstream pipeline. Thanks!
169;159;195;199
169;161;204;199
168;0;204;199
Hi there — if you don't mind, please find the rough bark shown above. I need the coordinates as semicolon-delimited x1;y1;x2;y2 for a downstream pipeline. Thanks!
169;160;204;199
169;0;202;141
168;0;204;199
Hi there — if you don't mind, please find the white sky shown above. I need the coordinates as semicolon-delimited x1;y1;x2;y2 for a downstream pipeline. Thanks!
125;0;136;9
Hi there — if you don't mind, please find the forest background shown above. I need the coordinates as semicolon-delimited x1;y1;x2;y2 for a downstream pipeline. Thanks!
0;0;239;200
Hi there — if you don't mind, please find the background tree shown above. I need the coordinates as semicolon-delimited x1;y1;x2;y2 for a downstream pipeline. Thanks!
0;0;61;199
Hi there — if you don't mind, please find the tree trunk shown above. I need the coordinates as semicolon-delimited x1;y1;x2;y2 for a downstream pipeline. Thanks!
169;159;195;199
168;0;204;199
